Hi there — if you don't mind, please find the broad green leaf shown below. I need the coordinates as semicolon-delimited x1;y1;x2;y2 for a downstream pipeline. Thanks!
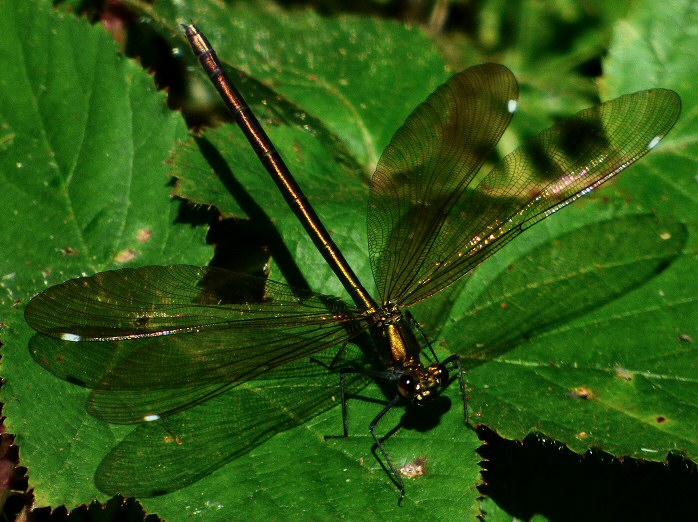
0;0;695;520
161;1;695;518
443;214;693;456
0;0;208;510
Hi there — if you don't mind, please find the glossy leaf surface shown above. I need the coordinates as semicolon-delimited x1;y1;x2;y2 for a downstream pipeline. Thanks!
2;0;695;520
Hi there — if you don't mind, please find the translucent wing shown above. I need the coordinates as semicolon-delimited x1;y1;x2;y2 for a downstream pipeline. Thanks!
26;265;367;423
93;345;371;496
370;75;680;306
368;64;518;304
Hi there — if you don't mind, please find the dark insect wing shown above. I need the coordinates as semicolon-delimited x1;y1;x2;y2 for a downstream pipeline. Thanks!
368;64;519;306
93;343;372;497
397;88;682;306
26;265;367;423
25;265;360;340
21;21;684;503
370;75;681;306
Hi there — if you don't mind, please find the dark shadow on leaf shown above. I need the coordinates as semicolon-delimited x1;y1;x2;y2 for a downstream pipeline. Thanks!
401;395;452;433
477;425;698;521
194;136;311;290
171;174;281;276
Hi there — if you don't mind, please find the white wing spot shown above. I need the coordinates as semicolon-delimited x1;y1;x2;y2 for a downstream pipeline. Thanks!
507;99;518;113
60;333;81;342
143;414;161;422
647;135;662;150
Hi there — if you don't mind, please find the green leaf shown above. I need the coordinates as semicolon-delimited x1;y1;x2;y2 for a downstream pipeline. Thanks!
0;0;209;510
1;0;695;520
443;214;694;457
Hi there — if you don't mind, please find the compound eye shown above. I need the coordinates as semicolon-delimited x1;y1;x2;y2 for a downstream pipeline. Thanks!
432;363;449;388
398;373;417;398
